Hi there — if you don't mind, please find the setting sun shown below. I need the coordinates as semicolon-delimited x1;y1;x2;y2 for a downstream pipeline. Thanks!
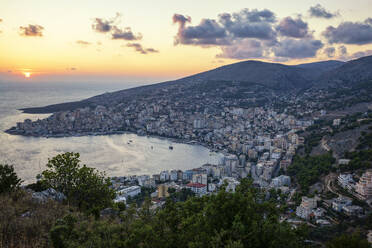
23;72;31;78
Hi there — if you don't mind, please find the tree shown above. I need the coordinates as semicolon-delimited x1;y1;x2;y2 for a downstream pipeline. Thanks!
0;164;22;194
326;232;370;248
40;152;115;211
50;178;307;248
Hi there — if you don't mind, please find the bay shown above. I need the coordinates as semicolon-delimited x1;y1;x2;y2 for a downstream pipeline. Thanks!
0;82;222;184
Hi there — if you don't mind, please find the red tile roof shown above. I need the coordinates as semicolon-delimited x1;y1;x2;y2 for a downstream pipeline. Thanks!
186;183;207;188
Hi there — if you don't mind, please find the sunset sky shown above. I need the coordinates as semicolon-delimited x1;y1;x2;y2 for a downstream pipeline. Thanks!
1;0;372;83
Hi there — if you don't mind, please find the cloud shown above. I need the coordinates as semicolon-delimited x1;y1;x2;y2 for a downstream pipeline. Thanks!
309;4;339;19
66;67;77;71
112;27;142;40
173;14;228;45
338;45;347;55
92;14;142;41
92;13;120;33
219;9;277;40
350;50;372;59
92;18;114;33
19;24;44;37
276;16;310;38
324;47;336;58
323;19;372;45
273;38;323;59
217;39;265;59
76;40;92;46
172;14;191;28
331;45;372;61
172;8;354;61
126;43;159;54
173;9;277;46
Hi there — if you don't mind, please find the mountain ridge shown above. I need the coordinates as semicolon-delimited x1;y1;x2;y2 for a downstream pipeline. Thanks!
20;56;372;114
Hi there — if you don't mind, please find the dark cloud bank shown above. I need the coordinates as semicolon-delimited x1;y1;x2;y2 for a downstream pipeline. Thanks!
323;19;372;45
173;8;324;60
172;6;372;61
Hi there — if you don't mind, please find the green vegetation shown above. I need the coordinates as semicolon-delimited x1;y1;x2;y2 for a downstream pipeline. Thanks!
49;179;308;248
126;186;156;205
39;152;115;211
324;81;372;110
326;232;370;248
287;152;335;193
303;120;332;154
168;187;195;202
2;155;370;247
343;150;372;172
0;164;22;194
0;191;70;248
357;126;372;149
341;127;372;172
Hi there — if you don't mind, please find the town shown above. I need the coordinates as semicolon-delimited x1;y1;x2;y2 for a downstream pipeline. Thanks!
7;78;372;243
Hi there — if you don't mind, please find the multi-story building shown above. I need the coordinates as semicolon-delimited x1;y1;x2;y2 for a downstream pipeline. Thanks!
296;197;317;219
137;175;150;186
170;170;178;181
183;170;194;181
342;205;363;216
271;175;291;188
157;184;170;198
192;173;208;185
116;186;141;202
186;183;207;196
356;170;372;198
338;174;354;190
160;171;170;182
332;196;352;212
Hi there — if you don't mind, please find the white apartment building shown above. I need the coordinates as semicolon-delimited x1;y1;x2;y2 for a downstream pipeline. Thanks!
186;183;207;196
356;170;372;198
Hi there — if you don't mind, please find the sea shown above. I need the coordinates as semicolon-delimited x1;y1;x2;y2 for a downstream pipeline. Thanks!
0;81;223;184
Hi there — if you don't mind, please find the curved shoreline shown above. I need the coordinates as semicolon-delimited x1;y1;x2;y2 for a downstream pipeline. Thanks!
5;128;226;155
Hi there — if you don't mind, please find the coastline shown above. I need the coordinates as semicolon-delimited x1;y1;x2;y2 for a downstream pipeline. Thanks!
5;128;225;155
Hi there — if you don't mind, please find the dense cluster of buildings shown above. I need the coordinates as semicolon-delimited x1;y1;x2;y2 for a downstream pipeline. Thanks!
10;85;312;205
337;171;372;200
109;152;293;204
8;80;372;235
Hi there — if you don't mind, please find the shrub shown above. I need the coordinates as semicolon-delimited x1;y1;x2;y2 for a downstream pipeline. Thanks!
0;191;69;248
40;152;115;211
0;164;22;194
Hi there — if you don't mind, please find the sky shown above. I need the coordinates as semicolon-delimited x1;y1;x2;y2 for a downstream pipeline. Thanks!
1;0;372;83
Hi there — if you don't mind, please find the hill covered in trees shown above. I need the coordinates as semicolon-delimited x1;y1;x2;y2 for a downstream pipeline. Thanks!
1;153;371;248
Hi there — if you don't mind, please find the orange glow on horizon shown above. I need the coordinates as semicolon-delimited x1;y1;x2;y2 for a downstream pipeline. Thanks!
23;72;31;78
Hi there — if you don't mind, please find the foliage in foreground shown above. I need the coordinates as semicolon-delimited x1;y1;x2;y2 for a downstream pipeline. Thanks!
0;164;22;194
326;232;370;248
39;152;115;211
0;191;70;248
49;179;308;248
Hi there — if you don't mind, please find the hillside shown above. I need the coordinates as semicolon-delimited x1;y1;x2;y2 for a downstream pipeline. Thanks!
317;55;372;87
179;60;314;90
19;56;370;114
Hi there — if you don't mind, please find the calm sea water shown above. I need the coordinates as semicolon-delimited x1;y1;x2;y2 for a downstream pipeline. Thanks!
0;82;222;184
